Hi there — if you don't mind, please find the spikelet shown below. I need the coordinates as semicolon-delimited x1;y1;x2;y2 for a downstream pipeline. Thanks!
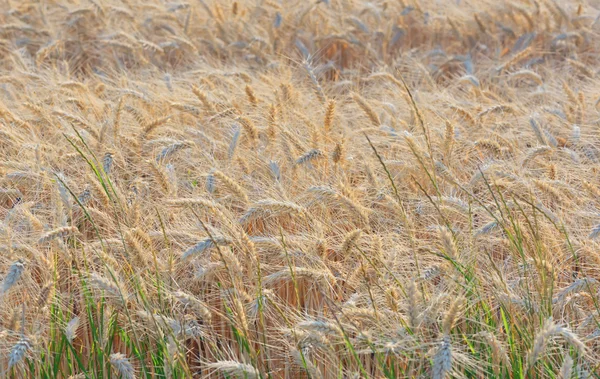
241;199;305;224
280;83;294;103
543;131;559;149
53;109;99;139
475;139;503;155
438;227;457;260
509;70;544;85
52;108;89;126
578;91;585;109
532;179;563;203
432;335;452;379
122;105;148;127
559;354;573;379
497;47;531;72
167;197;219;209
157;141;192;162
7;308;19;331
1;259;26;296
473;13;487;34
340;229;362;256
547;164;556;180
245;84;258;105
457;75;480;88
562;81;578;106
38;226;78;244
124;228;151;264
206;361;259;379
139;38;164;54
309;186;371;223
114;98;124;142
435;161;460;185
36;41;59;67
136;310;184;335
266;103;277;140
297;320;343;336
192;86;215;112
352;93;380;126
477;105;516;119
147;161;172;194
324;99;335;133
529;117;547;145
38;281;55;308
104;39;136;52
64;97;86;110
337;193;371;224
583;181;600;198
211;169;248;202
19;207;44;231
475;332;509;376
296;149;323;165
102;153;114;175
65;317;80;342
220;249;244;281
142;115;171;137
310;118;323;149
264;267;336;286
88;273;126;302
182;237;231;259
407;280;421;330
23;102;48;120
522;146;552;167
237;116;258;142
514;7;534;30
443;120;455;160
110;353;136;379
304;63;326;104
231;293;250;333
528;319;559;368
8;337;31;369
528;318;585;369
170;102;200;116
332;141;344;164
554;279;598;308
173;291;212;320
449;105;475;125
442;297;464;334
59;81;88;92
568;59;595;78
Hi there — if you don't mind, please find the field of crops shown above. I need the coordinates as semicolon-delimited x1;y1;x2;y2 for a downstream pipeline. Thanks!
1;0;600;378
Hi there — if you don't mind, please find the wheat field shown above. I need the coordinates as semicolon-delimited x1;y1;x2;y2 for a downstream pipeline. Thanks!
0;0;599;378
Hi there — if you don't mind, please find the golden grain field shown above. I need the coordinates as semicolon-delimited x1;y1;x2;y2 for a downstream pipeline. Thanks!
0;0;599;378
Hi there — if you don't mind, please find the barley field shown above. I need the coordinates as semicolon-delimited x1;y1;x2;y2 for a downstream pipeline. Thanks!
0;0;599;378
